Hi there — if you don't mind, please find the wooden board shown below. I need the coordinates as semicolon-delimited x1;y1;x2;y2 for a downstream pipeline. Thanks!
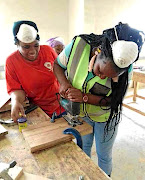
0;124;8;137
22;117;92;153
8;166;23;180
0;163;48;180
0;163;23;180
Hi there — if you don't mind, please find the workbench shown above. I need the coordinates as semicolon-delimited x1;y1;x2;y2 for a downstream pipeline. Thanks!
0;107;110;180
123;70;145;116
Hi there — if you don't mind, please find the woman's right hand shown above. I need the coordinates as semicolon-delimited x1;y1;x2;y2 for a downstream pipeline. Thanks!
10;90;26;122
59;82;72;98
11;101;26;123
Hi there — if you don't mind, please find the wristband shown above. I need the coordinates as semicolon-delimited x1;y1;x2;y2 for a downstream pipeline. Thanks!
99;97;110;110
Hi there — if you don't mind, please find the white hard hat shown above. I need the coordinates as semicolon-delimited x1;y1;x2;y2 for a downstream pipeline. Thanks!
112;40;138;68
16;24;37;43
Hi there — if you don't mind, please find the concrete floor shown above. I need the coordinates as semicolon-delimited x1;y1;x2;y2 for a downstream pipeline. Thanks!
91;88;145;180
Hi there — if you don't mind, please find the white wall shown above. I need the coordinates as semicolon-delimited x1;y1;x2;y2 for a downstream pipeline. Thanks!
84;0;145;59
68;0;84;41
84;0;145;34
0;0;145;66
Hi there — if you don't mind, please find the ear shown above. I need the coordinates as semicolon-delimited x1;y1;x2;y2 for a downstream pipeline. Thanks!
95;50;98;55
88;54;97;72
16;43;19;48
15;40;19;46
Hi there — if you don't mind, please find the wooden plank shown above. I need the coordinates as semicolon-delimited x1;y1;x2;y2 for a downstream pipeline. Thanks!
133;81;138;102
22;117;92;153
123;70;145;115
132;70;145;83
22;120;67;135
123;103;145;116
0;124;8;137
24;107;50;124
8;166;23;180
136;95;145;100
124;95;133;99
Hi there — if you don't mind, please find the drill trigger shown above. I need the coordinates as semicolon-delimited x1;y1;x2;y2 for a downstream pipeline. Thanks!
63;128;83;149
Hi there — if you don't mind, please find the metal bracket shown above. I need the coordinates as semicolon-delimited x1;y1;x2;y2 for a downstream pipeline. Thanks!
0;119;15;126
62;114;83;127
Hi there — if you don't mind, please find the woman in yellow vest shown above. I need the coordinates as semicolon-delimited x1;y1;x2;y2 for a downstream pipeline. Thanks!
53;22;144;177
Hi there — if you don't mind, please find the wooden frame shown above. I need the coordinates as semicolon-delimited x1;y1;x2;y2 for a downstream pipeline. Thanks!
123;70;145;116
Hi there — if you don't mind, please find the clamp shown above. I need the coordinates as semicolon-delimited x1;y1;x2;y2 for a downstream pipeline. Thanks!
50;112;57;123
63;128;83;149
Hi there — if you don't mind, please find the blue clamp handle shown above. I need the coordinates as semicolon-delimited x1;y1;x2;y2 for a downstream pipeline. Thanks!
63;128;83;149
50;112;57;123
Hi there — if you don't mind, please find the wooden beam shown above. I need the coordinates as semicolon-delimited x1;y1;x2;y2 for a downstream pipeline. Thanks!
123;103;145;116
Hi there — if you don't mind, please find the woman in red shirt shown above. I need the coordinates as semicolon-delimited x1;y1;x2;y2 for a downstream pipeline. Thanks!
5;20;65;122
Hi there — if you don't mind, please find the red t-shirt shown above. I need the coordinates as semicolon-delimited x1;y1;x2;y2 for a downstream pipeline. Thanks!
5;45;64;117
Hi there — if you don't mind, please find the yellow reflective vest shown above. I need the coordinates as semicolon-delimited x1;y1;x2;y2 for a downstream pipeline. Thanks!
67;36;112;122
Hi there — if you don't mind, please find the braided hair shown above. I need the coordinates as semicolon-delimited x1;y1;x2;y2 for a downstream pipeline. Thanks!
79;22;145;140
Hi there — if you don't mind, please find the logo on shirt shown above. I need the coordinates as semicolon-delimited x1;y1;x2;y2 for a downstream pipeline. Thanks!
44;62;53;71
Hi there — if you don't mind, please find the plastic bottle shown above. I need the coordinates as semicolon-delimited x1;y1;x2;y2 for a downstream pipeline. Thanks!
17;117;27;132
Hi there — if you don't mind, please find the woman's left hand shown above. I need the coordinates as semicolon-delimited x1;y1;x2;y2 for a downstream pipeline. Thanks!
65;87;83;102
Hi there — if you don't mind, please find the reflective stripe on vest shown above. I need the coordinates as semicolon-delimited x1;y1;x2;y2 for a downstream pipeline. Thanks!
67;37;90;88
67;37;111;122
